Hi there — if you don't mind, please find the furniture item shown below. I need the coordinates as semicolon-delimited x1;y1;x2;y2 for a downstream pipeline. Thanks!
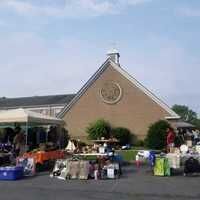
23;150;65;165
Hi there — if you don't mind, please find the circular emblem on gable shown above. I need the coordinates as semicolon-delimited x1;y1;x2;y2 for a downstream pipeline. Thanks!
100;81;122;104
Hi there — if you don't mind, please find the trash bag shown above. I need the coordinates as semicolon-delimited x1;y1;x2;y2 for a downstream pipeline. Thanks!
184;157;200;175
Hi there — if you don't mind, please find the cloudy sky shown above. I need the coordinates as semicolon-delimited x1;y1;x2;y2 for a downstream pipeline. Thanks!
0;0;199;114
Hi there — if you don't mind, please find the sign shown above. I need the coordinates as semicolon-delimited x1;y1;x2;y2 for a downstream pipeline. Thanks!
17;157;36;176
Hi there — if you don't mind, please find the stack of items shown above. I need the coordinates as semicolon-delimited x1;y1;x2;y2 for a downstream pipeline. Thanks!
179;145;200;175
16;157;36;177
0;156;36;181
51;159;70;180
0;143;21;180
51;157;121;180
102;163;120;179
154;144;200;176
51;158;90;180
0;153;11;166
69;159;90;180
136;151;156;168
0;143;13;166
154;150;183;177
166;153;181;170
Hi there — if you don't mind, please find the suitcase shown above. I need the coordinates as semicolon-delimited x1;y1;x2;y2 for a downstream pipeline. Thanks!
0;166;24;180
154;157;170;176
184;157;200;175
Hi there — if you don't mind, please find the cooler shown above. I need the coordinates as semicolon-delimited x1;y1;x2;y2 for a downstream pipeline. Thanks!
0;166;24;180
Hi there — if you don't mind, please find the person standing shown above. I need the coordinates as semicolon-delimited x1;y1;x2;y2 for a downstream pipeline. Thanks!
166;127;175;153
13;127;25;157
193;129;200;145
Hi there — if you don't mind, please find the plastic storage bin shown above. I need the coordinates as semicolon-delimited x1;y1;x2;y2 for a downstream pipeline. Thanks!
0;166;24;180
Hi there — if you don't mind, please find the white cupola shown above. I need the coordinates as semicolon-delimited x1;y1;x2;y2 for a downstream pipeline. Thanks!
107;48;120;65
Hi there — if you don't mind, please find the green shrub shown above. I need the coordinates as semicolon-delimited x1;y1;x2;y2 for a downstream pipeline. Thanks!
61;128;70;148
134;139;145;147
86;119;111;140
112;127;134;145
145;120;170;150
77;141;87;148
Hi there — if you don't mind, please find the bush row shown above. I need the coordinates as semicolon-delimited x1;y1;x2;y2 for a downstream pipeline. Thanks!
86;119;171;149
86;119;135;146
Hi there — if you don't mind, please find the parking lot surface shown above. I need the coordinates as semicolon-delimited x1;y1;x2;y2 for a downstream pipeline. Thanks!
1;165;200;200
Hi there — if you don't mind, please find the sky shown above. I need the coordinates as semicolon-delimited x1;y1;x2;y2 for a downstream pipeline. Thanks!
0;0;200;114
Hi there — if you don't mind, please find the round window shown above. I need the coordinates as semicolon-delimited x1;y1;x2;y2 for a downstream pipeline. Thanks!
100;81;122;104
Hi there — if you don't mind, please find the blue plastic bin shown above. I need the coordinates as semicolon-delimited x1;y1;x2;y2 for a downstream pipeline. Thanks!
0;166;24;180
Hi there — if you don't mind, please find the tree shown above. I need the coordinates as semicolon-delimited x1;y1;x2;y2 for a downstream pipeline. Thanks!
112;127;135;145
192;118;200;129
61;128;70;148
172;104;197;123
145;120;170;150
86;119;111;140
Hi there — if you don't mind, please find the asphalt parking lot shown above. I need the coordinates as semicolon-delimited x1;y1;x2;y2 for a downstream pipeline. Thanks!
1;165;200;200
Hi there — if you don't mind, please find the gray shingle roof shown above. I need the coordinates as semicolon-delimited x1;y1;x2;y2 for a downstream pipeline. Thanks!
0;94;76;109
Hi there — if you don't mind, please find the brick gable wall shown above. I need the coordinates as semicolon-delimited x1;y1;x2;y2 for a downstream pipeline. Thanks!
63;64;171;141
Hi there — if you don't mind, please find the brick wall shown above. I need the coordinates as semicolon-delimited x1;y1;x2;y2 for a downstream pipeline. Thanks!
62;64;171;141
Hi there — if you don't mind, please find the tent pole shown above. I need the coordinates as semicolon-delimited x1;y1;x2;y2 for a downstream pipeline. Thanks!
46;125;48;143
26;122;28;146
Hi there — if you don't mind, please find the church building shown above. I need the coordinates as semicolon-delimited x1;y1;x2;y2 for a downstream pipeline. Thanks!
59;50;180;141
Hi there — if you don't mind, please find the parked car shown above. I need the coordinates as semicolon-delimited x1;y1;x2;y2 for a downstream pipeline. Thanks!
121;144;131;150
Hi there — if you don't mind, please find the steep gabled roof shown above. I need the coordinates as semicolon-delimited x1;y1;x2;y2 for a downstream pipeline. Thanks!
59;58;180;119
0;94;76;109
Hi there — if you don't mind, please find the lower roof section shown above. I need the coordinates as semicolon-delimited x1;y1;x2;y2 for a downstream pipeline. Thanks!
0;94;76;110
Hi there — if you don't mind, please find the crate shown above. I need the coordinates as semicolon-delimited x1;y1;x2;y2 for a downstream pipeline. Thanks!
0;166;24;180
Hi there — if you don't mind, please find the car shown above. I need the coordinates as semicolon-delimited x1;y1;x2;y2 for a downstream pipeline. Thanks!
121;144;131;150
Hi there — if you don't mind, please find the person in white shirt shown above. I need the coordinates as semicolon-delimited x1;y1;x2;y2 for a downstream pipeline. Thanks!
193;129;200;145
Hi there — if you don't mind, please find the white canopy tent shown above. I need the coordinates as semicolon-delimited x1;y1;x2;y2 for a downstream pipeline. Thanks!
0;108;64;145
0;108;63;125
